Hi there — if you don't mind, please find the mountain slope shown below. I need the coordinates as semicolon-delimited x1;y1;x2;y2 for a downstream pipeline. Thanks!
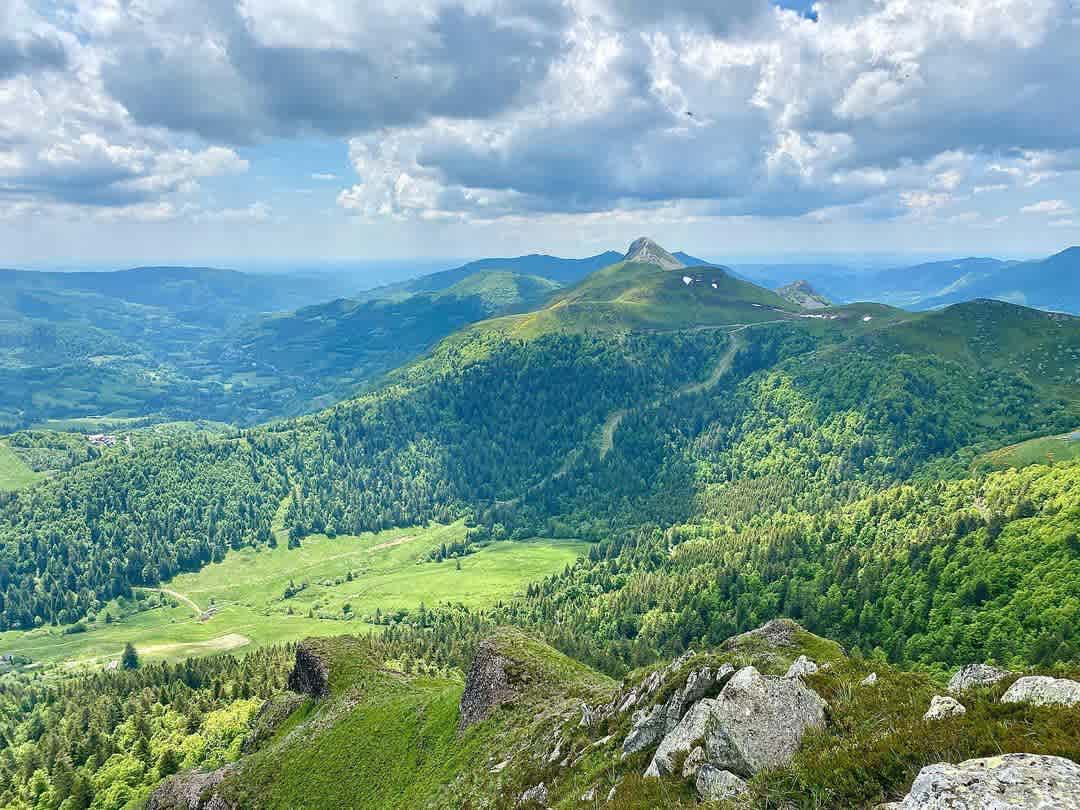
777;279;831;309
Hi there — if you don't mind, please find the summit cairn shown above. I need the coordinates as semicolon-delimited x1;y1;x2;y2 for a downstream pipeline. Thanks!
624;237;685;270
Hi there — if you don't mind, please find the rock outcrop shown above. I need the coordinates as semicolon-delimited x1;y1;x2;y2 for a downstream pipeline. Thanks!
1001;675;1080;707
645;698;714;776
893;754;1080;809
947;663;1013;693
701;666;827;777
146;766;235;810
624;237;685;270
518;782;549;807
646;665;826;779
785;655;819;678
722;618;798;652
695;765;748;802
287;641;330;698
459;638;515;731
923;695;966;721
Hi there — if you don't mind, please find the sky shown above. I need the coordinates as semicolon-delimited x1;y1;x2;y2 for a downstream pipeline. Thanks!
2;0;1080;269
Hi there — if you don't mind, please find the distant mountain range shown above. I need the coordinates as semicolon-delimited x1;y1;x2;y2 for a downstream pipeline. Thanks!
0;242;1076;431
737;246;1079;313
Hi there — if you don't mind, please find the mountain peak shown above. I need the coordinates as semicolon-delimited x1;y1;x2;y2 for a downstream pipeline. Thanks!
624;237;685;270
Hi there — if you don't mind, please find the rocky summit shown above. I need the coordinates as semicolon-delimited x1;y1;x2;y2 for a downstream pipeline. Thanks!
624;236;686;270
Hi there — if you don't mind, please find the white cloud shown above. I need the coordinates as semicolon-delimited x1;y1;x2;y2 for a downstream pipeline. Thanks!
1021;199;1074;215
311;172;337;180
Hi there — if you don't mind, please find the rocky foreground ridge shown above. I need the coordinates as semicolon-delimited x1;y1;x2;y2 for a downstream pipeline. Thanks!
148;622;1080;809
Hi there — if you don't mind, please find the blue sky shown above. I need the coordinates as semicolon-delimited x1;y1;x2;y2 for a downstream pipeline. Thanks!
2;0;1079;268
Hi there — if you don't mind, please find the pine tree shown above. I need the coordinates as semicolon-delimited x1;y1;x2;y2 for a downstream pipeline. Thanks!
121;642;139;670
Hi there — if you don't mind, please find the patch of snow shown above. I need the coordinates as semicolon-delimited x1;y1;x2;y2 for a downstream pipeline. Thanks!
682;276;693;285
862;315;873;322
711;282;718;289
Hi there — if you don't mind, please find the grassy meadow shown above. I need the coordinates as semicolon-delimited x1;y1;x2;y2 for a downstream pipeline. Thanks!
0;521;588;671
0;441;40;491
975;428;1080;470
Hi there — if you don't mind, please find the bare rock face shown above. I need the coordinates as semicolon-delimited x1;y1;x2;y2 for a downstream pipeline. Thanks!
146;766;235;810
948;664;1013;693
1001;675;1080;708
287;641;330;698
895;754;1080;809
459;638;515;731
701;666;827;777
923;695;966;721
624;237;685;270
695;765;748;802
785;655;819;679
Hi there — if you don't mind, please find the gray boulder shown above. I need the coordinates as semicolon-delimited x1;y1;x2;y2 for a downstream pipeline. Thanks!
923;695;966;721
645;698;715;776
1001;675;1080;707
695;765;748;802
786;655;819;679
948;664;1013;693
622;702;665;755
702;666;827;777
895;753;1080;809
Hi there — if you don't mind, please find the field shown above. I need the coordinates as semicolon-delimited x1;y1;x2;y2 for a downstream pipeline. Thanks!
0;441;40;491
0;521;588;671
975;428;1080;470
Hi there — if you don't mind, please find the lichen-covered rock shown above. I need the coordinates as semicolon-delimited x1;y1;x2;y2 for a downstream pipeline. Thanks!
695;765;748;802
622;702;665;754
702;665;827;777
287;641;329;698
786;655;819;679
895;754;1080;809
146;766;235;810
459;639;515;731
860;672;878;687
681;746;707;779
645;698;714;776
923;695;966;721
1001;675;1080;708
947;664;1013;693
722;618;798;651
519;782;549;807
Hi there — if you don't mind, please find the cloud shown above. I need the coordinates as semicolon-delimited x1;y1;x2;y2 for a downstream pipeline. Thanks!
5;0;1080;230
0;31;67;79
87;0;572;142
1021;199;1074;215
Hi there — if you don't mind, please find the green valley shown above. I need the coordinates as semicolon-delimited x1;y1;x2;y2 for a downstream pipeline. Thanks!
0;521;586;670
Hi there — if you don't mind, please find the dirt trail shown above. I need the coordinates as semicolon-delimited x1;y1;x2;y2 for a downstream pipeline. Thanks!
367;535;415;553
135;586;202;616
599;331;742;459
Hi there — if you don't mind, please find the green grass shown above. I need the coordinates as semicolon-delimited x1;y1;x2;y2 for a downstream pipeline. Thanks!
975;428;1080;471
0;522;588;670
0;441;40;490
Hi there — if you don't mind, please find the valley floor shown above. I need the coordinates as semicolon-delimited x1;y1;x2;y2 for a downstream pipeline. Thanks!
0;521;587;671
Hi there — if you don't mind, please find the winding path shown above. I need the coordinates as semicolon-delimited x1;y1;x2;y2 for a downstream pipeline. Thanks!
135;586;202;617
